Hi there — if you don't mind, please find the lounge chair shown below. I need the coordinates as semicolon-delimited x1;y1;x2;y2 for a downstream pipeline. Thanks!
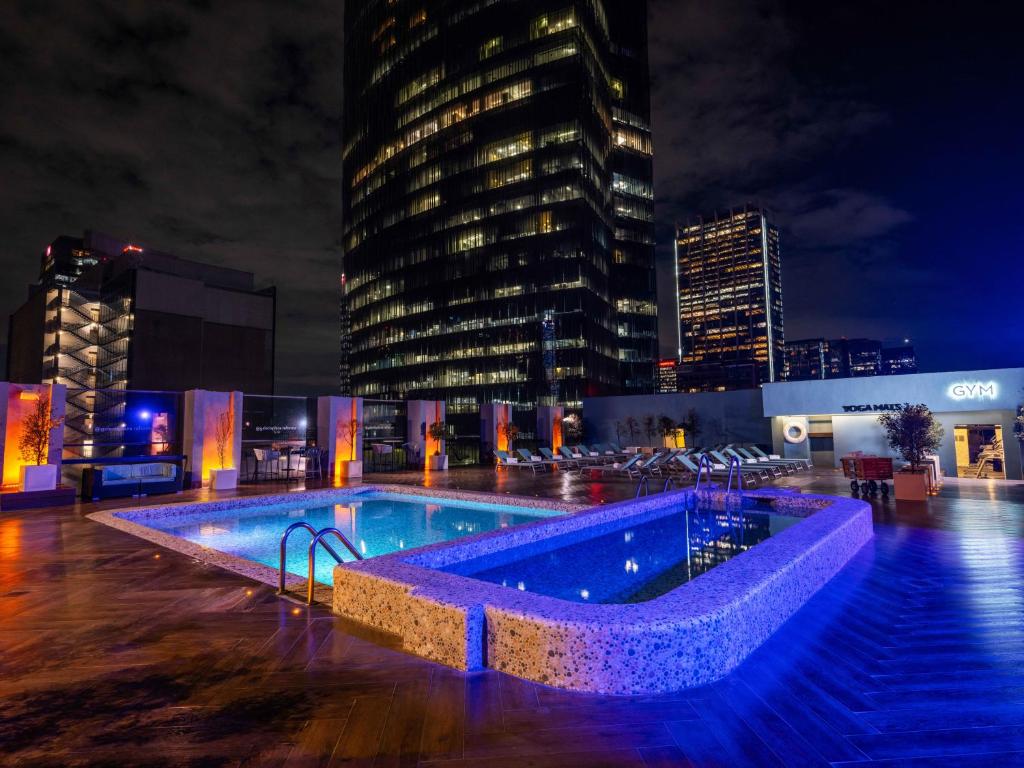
572;445;605;465
539;447;570;469
558;446;585;467
709;450;775;484
517;448;558;472
493;449;539;472
584;454;644;479
725;447;789;477
745;445;811;471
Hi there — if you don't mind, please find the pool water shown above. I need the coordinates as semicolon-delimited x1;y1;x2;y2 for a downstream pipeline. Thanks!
451;505;801;604
127;493;559;585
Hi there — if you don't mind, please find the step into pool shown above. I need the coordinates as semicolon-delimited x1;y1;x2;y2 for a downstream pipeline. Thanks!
446;503;802;603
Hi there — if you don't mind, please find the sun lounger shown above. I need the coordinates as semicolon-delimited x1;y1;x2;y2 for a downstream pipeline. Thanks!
517;448;558;472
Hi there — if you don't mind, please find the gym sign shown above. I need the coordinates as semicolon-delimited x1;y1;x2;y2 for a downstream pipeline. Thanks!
947;381;998;402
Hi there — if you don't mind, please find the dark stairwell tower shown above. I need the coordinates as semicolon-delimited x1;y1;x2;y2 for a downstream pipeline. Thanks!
341;0;657;416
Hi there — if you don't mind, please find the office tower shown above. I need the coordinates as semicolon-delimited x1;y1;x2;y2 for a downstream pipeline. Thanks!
341;1;657;419
784;337;919;380
784;338;834;381
881;344;918;375
656;358;678;394
675;205;784;391
6;231;276;456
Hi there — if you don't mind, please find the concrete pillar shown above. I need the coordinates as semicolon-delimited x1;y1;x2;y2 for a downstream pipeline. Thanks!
0;382;67;490
407;400;445;469
537;405;565;452
480;403;512;459
317;396;363;481
183;390;243;488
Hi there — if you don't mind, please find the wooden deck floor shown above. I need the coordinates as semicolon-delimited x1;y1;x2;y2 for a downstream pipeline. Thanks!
3;470;1024;766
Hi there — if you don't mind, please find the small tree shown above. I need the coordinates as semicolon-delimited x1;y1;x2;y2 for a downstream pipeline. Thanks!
214;408;234;470
678;408;702;446
642;415;656;446
499;421;519;452
428;420;448;456
657;415;678;447
624;416;640;444
562;413;583;445
337;417;361;461
18;394;63;467
878;403;944;470
1015;404;1024;445
614;420;626;446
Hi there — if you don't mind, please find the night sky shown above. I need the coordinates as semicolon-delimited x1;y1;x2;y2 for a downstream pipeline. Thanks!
1;0;1021;394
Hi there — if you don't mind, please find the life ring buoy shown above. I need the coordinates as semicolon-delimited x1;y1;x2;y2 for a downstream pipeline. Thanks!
783;419;807;445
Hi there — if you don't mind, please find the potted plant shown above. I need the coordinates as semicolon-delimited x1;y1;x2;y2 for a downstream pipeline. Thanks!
499;421;519;454
657;415;679;448
562;413;583;446
17;393;63;492
878;403;944;501
210;408;238;490
678;408;702;448
337;417;363;478
427;420;449;471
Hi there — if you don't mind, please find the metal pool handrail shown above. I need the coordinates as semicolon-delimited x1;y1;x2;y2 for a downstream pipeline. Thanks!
635;475;649;498
306;528;363;605
693;455;714;494
726;455;744;495
278;522;359;599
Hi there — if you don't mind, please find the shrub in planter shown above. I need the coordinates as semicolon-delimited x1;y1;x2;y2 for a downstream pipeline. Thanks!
879;404;944;500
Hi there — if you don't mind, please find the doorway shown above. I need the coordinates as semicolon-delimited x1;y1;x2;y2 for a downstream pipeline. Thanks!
954;424;1005;479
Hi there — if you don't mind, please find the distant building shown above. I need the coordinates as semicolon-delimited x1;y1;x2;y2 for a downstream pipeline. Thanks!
6;231;276;456
656;359;678;394
675;205;784;391
784;337;918;381
882;345;918;375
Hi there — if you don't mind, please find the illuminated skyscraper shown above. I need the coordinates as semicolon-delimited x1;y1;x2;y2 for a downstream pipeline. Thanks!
675;206;784;391
341;1;657;417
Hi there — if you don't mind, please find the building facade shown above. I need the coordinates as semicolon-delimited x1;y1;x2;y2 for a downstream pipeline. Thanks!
6;231;276;459
675;205;784;392
341;0;657;419
656;358;678;394
785;337;919;381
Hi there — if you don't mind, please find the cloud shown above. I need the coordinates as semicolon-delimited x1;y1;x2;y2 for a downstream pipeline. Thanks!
0;0;343;394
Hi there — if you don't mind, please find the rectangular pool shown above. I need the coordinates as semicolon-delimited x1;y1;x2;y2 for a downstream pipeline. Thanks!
443;502;801;603
117;492;561;586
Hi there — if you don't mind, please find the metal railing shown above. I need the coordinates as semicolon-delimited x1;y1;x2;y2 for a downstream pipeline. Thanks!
693;454;715;494
278;522;363;604
726;455;744;494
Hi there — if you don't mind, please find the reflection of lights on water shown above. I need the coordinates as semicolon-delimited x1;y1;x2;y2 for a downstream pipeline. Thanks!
517;581;526;591
624;558;639;574
399;539;405;549
624;531;634;543
580;589;590;600
501;579;508;587
360;540;367;555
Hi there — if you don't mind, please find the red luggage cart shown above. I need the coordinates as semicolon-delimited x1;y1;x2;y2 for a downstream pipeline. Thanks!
841;456;894;496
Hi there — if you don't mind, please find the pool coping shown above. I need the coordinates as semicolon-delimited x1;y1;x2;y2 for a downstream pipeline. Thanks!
87;484;586;593
331;489;873;694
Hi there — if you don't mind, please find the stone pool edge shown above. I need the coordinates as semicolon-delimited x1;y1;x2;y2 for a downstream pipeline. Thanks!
331;490;873;694
87;484;585;592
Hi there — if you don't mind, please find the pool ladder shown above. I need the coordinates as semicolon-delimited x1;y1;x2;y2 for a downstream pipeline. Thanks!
278;522;363;605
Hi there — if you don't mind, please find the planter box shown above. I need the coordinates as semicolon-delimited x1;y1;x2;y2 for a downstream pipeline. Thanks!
210;468;238;491
338;460;363;479
429;454;449;471
19;464;58;493
894;470;929;501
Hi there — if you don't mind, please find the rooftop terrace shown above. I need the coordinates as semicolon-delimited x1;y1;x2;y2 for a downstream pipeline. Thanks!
3;469;1024;766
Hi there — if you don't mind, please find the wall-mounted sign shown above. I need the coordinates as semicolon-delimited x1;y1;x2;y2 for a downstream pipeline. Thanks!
947;381;998;402
842;403;904;413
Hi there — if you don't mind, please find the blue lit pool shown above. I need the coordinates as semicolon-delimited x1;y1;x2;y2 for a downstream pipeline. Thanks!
445;503;801;603
126;492;561;585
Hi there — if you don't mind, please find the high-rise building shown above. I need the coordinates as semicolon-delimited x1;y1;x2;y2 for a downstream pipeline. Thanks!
784;337;919;381
656;358;678;394
882;345;918;375
675;205;784;392
341;1;657;419
6;231;276;456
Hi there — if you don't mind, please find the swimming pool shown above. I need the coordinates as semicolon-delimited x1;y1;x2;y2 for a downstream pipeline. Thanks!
446;502;801;603
100;489;567;586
